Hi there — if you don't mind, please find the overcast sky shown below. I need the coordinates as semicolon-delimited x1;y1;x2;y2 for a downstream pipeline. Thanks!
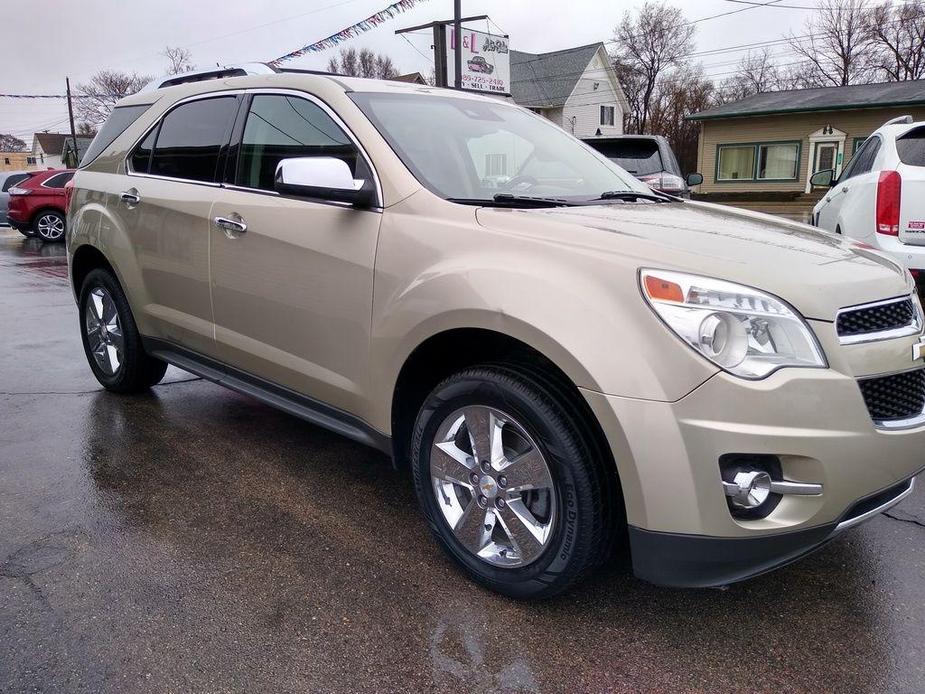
1;0;819;143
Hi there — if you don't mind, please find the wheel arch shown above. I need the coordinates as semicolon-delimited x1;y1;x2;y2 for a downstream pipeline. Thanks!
30;206;66;228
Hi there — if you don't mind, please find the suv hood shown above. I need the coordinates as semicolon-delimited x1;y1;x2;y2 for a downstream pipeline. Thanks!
475;200;910;321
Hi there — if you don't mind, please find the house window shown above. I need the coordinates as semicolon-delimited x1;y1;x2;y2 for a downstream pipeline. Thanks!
717;142;799;181
717;145;756;181
852;136;868;154
26;156;36;165
757;143;799;180
600;105;615;126
3;158;9;165
484;153;507;177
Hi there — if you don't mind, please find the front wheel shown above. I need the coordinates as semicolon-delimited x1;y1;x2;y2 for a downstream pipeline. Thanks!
34;210;66;242
411;365;610;599
79;268;167;393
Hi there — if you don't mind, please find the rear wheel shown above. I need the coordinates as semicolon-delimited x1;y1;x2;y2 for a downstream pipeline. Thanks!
34;210;65;242
79;268;167;393
411;365;609;599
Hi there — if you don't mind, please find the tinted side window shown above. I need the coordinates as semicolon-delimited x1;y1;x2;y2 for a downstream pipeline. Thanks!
897;127;925;166
840;138;876;181
2;173;29;191
130;128;156;174
81;104;151;166
43;172;75;188
236;95;363;191
150;97;238;183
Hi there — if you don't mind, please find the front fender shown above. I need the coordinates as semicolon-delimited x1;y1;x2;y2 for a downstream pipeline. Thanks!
367;193;717;433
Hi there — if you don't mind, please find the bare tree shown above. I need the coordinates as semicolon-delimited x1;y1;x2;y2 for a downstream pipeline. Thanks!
867;0;925;81
787;0;874;87
647;65;715;174
76;122;97;137
0;134;27;151
75;70;152;125
162;46;195;75
612;1;695;133
718;48;781;102
326;47;399;79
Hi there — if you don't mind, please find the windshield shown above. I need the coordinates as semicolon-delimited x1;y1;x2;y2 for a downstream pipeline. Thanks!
350;92;647;203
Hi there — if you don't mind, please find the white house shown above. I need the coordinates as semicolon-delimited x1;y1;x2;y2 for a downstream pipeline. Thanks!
31;132;70;169
510;43;628;138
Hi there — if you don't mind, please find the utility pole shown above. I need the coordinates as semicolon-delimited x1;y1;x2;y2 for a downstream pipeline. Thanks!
395;13;487;89
65;77;78;168
453;0;462;89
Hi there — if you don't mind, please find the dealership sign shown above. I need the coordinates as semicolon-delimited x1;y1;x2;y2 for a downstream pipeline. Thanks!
444;27;510;95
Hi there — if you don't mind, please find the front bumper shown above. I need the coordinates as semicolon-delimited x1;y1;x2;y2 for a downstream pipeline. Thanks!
582;326;925;587
629;475;916;587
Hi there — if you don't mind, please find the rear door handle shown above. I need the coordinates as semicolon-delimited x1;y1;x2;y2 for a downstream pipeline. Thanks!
120;190;140;205
214;216;247;233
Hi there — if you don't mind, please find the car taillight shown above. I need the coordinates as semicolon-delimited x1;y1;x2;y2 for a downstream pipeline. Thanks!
639;172;685;193
876;170;901;236
64;179;75;212
7;186;30;196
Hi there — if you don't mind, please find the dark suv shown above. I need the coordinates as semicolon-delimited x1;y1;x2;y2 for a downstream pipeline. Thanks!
583;135;696;197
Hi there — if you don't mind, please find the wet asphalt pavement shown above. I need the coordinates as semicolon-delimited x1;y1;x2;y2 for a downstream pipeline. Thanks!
2;228;925;693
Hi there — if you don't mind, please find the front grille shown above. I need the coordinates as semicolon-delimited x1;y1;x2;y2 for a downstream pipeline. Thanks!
858;368;925;423
836;297;916;339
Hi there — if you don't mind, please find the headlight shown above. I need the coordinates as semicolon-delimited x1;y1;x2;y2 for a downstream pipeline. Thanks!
640;269;826;379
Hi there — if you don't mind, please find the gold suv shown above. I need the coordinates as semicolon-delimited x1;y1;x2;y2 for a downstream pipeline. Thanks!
67;66;925;598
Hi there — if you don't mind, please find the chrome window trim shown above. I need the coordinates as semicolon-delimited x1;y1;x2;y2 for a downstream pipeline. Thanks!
834;477;915;532
122;87;383;208
835;295;922;345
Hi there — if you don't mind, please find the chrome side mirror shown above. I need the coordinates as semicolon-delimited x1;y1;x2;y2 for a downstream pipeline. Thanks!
274;157;375;207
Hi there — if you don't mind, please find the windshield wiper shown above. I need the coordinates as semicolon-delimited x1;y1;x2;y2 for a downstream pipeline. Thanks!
593;190;672;203
446;194;577;208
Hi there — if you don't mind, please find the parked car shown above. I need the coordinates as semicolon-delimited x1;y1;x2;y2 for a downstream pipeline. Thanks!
0;170;34;231
812;116;925;292
582;134;699;197
68;66;924;599
467;56;494;74
7;169;75;242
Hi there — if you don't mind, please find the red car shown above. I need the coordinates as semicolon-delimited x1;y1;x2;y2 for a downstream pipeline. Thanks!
7;169;75;242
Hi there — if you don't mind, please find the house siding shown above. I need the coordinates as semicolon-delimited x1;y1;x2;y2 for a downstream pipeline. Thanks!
697;106;925;194
562;52;623;138
1;152;41;172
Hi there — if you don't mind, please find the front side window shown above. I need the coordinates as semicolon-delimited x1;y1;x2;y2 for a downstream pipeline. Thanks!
717;145;756;181
148;96;238;183
351;93;645;201
757;143;798;180
235;94;362;191
600;105;615;126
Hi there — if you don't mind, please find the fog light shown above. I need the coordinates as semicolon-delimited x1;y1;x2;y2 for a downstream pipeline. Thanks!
724;470;772;510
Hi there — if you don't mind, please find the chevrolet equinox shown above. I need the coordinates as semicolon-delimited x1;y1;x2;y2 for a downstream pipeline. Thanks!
67;66;925;598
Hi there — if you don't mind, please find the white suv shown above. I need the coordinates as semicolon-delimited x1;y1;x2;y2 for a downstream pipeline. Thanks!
812;116;925;289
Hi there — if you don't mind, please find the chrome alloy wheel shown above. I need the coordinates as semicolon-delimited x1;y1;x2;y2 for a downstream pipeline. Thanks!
36;213;65;240
430;406;557;567
84;286;124;376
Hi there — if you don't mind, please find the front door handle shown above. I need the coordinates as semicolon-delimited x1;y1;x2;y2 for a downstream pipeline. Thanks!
214;215;247;234
120;189;140;206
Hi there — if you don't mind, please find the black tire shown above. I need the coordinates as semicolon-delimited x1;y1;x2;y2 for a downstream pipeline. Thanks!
411;365;610;599
33;209;66;242
17;227;36;238
78;268;167;393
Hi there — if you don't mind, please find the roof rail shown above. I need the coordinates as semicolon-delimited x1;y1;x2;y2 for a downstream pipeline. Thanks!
139;63;278;92
883;114;914;126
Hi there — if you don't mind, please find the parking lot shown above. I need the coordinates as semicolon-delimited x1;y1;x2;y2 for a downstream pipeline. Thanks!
1;226;924;693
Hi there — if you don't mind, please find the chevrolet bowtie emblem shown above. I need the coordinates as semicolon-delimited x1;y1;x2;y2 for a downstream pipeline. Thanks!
915;336;925;362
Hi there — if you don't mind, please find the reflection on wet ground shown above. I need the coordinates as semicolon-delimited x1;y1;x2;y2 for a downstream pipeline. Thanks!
2;229;924;693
